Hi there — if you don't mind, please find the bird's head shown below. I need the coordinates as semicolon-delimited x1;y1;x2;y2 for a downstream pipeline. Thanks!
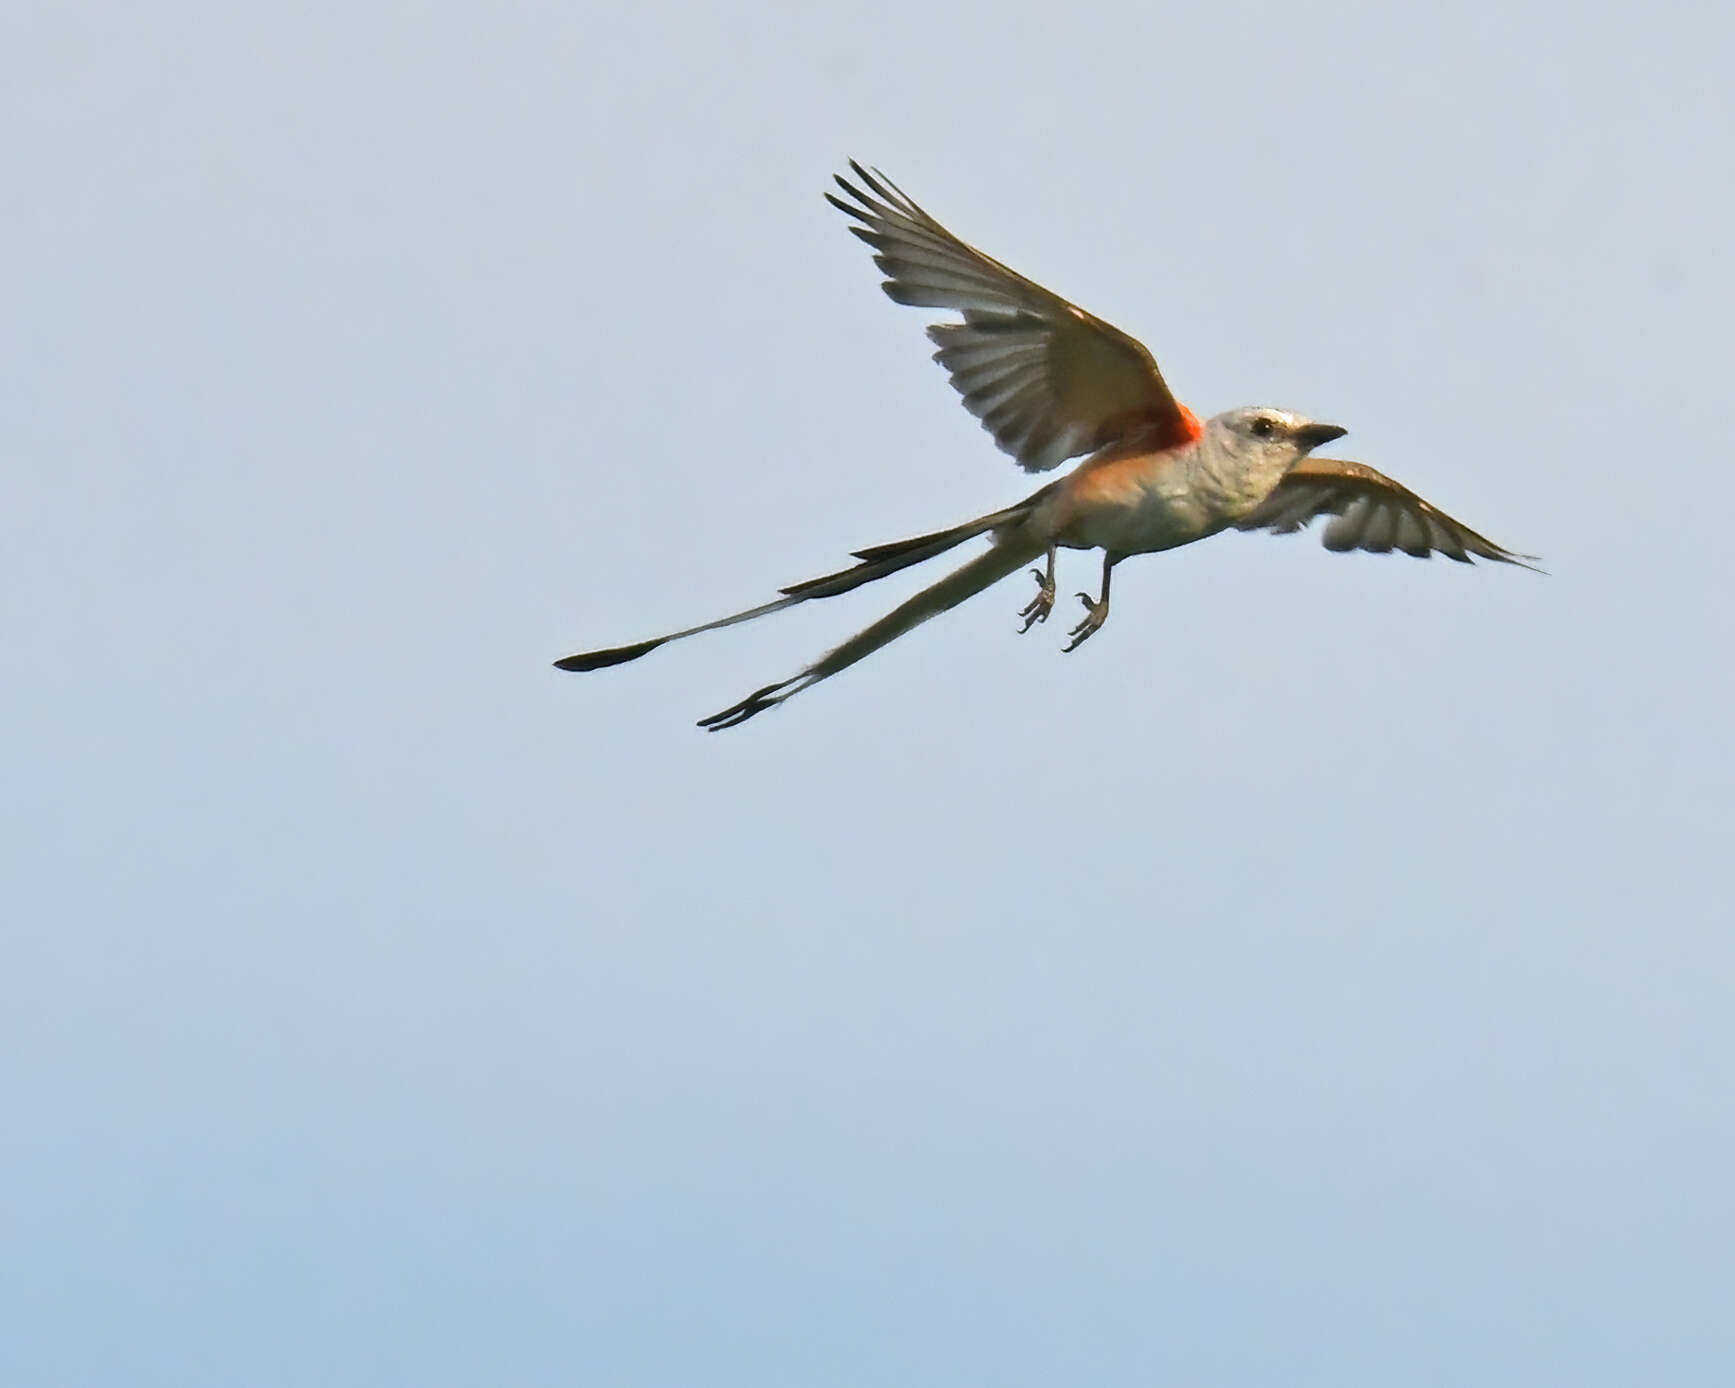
1209;407;1348;466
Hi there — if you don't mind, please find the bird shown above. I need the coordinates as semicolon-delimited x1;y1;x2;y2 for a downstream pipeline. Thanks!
555;162;1535;729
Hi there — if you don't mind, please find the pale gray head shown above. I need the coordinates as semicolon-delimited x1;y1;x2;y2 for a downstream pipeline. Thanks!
1192;408;1349;512
1210;406;1348;460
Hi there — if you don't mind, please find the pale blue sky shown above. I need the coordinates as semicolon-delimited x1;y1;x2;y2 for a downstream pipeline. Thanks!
5;1;1733;1383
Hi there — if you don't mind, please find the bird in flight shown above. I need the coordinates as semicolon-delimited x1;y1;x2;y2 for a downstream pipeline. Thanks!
556;162;1535;728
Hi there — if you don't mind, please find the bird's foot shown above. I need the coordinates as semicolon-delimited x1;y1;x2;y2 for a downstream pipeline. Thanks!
1018;568;1056;633
1062;593;1109;653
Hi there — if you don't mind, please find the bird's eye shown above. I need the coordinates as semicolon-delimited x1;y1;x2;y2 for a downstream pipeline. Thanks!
1250;416;1276;438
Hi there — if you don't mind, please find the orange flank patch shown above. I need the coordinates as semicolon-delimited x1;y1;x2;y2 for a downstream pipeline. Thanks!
1046;406;1202;539
1063;447;1181;511
1110;400;1203;452
1171;403;1204;445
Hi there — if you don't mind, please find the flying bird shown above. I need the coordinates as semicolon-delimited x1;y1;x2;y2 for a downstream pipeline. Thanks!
556;162;1535;728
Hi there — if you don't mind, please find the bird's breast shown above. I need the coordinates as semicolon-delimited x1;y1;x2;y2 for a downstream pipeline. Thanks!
1041;446;1223;554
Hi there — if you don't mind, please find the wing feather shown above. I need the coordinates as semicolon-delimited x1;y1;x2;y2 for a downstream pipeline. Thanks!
1236;458;1539;569
831;162;1198;473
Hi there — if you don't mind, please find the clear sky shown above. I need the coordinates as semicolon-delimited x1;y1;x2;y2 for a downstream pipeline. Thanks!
6;1;1733;1383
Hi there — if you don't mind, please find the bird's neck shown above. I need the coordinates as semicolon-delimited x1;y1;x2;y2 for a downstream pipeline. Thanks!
1184;429;1292;520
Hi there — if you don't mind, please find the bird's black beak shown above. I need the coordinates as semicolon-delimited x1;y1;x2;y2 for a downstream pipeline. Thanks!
1293;422;1348;450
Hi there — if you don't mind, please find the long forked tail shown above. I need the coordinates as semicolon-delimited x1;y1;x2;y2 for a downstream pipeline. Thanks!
554;497;1042;673
696;535;1043;730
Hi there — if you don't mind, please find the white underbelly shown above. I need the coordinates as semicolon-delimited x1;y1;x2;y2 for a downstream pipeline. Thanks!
1065;484;1226;556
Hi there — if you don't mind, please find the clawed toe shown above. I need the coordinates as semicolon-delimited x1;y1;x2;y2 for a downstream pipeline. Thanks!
1062;592;1108;653
1018;567;1056;633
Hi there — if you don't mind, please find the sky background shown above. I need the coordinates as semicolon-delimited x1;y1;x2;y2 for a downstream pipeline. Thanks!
5;1;1733;1383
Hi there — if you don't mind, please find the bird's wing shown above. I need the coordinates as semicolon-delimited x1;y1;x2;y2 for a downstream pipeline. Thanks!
829;162;1200;473
1235;457;1539;568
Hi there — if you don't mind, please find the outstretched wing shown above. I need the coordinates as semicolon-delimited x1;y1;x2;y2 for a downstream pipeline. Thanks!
1236;457;1539;568
829;162;1200;473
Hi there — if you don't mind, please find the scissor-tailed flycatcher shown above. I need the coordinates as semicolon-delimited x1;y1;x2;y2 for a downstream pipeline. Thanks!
557;163;1535;728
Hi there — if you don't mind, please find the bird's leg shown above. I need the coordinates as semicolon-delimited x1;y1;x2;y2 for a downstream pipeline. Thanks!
1018;545;1058;633
1063;553;1117;653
